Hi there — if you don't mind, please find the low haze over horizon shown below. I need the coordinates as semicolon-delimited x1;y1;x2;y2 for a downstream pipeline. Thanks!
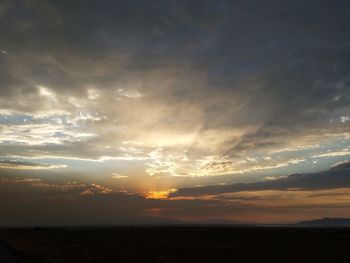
1;0;350;226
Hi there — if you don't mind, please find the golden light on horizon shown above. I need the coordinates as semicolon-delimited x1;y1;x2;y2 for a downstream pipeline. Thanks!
146;189;177;199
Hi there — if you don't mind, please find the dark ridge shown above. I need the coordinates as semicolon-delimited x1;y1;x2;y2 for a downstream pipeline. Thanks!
298;218;350;226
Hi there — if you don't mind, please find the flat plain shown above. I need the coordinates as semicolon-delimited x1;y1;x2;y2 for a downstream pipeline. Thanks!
1;226;350;263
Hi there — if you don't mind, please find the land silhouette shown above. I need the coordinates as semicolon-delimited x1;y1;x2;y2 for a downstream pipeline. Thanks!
1;223;350;262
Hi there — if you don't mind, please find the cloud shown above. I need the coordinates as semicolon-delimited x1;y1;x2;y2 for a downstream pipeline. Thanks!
1;166;350;225
0;177;41;183
0;121;95;146
0;0;350;174
79;184;113;195
330;160;350;170
170;161;350;197
112;173;128;179
1;1;350;225
0;175;113;196
0;160;66;170
313;150;350;158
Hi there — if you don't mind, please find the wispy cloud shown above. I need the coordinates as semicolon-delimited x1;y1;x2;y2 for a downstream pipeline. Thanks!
0;160;66;170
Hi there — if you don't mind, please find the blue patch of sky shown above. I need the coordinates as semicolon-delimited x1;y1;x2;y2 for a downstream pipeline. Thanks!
0;114;33;124
0;114;69;125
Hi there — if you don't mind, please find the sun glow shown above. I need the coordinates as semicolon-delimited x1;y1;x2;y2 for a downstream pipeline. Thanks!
146;189;177;199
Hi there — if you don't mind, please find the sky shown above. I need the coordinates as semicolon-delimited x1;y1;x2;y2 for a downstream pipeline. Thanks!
1;0;350;226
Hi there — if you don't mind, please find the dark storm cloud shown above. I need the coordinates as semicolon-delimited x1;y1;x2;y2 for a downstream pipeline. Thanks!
2;0;350;94
170;162;350;197
1;1;350;129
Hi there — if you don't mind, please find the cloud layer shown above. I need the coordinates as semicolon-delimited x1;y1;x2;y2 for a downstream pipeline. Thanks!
1;0;350;224
170;163;350;197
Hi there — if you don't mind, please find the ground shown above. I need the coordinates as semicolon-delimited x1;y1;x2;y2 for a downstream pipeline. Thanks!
0;226;350;262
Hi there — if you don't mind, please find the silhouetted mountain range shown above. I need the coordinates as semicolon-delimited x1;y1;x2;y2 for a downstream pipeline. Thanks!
297;217;350;226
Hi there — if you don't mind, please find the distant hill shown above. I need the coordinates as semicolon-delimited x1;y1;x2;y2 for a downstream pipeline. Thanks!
297;217;350;226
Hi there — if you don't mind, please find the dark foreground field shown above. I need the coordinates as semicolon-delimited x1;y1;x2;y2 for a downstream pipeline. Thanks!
1;226;350;263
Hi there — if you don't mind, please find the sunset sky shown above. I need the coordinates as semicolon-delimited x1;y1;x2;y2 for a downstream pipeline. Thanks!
1;0;350;226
